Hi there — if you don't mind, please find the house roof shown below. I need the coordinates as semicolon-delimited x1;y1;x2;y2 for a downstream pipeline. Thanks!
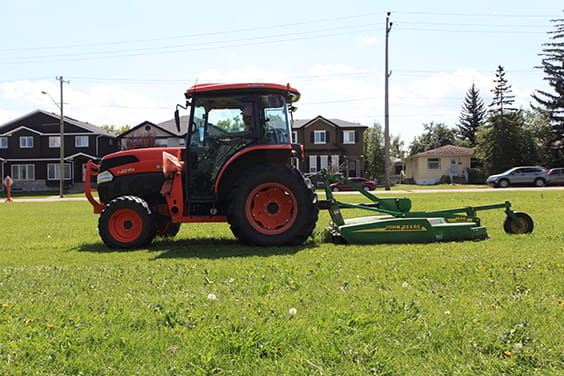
410;145;474;158
0;109;116;137
157;116;189;136
293;115;368;129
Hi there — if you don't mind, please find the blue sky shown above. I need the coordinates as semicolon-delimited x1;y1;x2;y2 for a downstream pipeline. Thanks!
1;0;562;144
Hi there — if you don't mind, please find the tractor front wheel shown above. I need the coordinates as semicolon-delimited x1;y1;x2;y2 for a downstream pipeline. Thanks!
228;164;318;246
503;211;534;234
98;196;156;249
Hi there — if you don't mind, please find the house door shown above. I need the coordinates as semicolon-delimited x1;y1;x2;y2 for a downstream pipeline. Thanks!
449;158;458;177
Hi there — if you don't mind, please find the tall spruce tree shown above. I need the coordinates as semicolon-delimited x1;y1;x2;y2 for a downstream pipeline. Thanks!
531;15;564;166
477;66;535;174
457;83;486;146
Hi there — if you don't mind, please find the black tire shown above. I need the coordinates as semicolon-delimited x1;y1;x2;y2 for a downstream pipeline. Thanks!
155;217;181;238
534;178;545;187
98;196;156;249
503;212;534;234
498;179;510;188
227;164;318;246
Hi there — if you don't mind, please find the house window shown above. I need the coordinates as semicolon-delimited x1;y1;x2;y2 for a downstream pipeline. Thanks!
343;130;356;144
291;131;298;144
75;136;89;148
313;130;326;144
0;137;7;148
20;136;33;148
12;164;35;180
49;136;61;148
427;158;441;170
309;155;317;173
47;163;72;180
331;155;340;170
320;155;328;170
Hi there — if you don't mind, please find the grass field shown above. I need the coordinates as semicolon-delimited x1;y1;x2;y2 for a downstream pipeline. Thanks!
0;190;562;375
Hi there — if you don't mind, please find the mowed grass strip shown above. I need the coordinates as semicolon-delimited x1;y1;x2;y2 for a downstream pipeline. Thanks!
0;190;562;375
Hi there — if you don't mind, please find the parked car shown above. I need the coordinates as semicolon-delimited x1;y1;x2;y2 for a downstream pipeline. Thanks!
486;166;549;188
330;177;377;192
548;168;564;185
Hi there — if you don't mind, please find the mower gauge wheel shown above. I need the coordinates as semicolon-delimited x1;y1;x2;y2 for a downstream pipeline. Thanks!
503;211;534;234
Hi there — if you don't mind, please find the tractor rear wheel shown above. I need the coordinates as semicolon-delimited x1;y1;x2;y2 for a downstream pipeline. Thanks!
99;195;156;249
228;164;318;246
155;217;181;238
503;212;534;234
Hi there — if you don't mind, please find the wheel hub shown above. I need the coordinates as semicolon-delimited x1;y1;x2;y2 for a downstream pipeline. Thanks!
246;183;298;234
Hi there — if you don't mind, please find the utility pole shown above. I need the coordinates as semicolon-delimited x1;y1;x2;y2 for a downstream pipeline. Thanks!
384;12;393;190
57;76;69;198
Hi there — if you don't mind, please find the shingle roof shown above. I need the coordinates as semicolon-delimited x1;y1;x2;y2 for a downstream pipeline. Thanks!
157;115;189;136
293;115;368;129
412;145;474;157
0;109;116;137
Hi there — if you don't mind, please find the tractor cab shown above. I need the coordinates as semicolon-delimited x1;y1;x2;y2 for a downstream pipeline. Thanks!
178;83;300;212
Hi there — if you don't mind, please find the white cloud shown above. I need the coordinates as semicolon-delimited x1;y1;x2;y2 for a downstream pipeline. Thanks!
0;80;172;127
357;34;380;45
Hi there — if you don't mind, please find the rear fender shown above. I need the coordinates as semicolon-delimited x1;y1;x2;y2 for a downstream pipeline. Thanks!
215;145;295;195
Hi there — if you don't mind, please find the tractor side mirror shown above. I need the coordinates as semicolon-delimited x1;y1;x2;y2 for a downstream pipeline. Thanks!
174;109;181;133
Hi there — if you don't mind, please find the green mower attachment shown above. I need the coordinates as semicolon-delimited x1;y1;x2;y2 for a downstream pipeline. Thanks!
319;171;534;244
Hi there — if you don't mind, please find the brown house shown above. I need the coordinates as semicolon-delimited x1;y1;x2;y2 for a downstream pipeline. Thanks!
117;116;189;150
0;110;117;191
292;116;368;177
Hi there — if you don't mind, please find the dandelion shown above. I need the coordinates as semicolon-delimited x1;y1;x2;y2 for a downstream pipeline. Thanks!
503;350;512;356
47;324;55;328
207;293;216;301
289;308;297;315
2;304;8;308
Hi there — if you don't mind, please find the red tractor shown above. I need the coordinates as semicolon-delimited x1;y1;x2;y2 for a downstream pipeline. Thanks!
86;83;318;249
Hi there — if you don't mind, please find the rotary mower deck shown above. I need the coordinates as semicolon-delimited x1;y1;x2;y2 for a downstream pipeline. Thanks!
319;171;534;244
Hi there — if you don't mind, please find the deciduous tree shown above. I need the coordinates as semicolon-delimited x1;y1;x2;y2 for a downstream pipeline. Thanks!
408;122;458;156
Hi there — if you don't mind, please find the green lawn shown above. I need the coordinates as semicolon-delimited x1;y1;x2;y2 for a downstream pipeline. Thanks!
0;190;562;375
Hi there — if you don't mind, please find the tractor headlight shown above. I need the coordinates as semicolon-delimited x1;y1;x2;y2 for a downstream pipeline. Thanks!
97;170;114;184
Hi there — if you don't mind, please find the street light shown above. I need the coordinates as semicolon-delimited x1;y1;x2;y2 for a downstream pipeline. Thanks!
41;76;69;198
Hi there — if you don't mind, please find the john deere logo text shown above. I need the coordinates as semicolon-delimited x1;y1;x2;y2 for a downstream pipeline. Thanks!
385;224;425;231
355;224;426;233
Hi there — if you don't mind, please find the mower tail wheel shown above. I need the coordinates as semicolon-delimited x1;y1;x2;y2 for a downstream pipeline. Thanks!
503;211;534;234
98;195;156;249
228;164;318;246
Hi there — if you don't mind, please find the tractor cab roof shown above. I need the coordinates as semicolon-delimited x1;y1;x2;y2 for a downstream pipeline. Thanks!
185;83;300;103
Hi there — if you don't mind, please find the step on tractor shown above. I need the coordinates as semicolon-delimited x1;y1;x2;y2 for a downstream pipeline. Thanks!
86;83;318;248
86;82;534;249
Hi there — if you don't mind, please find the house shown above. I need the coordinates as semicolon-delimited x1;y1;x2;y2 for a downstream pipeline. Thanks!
292;116;368;177
0;110;117;191
404;144;475;185
117;116;188;150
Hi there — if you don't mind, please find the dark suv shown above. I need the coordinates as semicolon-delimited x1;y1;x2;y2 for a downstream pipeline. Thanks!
486;166;549;188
